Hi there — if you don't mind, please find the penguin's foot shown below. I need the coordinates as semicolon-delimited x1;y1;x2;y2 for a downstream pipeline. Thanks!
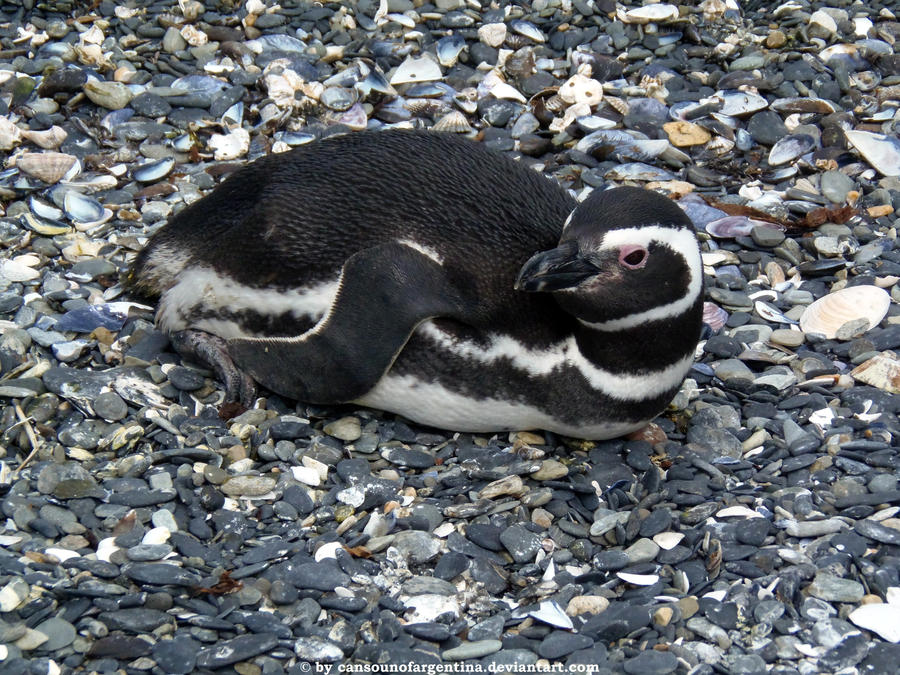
170;330;257;408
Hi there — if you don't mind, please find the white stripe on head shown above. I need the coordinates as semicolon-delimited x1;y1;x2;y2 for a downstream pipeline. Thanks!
582;225;703;331
416;322;693;401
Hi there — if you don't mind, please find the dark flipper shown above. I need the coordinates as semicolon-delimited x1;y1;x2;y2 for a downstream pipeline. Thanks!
170;330;257;406
228;242;466;404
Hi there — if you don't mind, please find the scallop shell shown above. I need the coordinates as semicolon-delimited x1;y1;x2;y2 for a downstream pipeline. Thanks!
432;110;472;133
799;286;891;339
15;152;78;184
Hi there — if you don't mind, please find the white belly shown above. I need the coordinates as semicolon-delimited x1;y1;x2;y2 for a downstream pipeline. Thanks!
355;374;647;439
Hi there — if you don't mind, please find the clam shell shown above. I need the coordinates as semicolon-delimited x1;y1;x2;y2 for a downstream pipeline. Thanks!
16;152;79;184
845;130;900;177
799;286;891;339
390;54;442;85
851;354;900;395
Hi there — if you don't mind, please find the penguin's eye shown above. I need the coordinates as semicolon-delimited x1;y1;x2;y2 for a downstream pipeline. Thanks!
619;245;649;270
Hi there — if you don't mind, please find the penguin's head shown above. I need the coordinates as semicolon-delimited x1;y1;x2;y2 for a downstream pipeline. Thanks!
515;186;703;330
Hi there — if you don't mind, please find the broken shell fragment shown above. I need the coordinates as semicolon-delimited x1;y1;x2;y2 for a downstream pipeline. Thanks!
478;23;507;48
799;286;891;339
768;134;816;166
558;73;603;107
619;4;679;24
845;130;900;177
851;354;900;394
390;55;442;85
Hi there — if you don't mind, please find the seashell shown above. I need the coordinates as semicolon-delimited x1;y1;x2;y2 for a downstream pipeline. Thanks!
357;69;395;97
478;70;526;103
715;90;768;117
221;102;243;126
275;131;316;147
170;74;229;97
800;286;890;339
338;103;368;131
768;134;816;166
653;531;685;550
133;157;175;183
617;571;661;586
703;302;728;332
509;19;546;43
209;128;250;160
432;110;472;134
83;80;133;110
558;73;603;107
15;152;78;184
755;301;797;325
526;600;573;630
615;139;669;162
29;196;63;221
769;97;837;114
20;125;67;150
64;191;105;223
619;4;679;24
574;128;637;154
390;54;442;85
436;34;466;67
0;117;22;150
20;213;70;236
705;216;774;239
717;505;763;518
320;86;358;111
246;34;307;55
0;255;41;282
848;603;900;643
845;130;900;177
851;354;900;395
605;162;675;182
478;23;507;48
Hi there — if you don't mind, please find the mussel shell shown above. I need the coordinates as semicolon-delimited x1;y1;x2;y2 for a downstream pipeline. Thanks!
133;157;175;183
64;190;105;223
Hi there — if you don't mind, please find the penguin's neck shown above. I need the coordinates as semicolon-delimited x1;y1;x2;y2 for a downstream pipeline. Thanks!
573;296;703;374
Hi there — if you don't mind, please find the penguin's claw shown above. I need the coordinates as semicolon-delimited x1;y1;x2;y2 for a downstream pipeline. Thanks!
170;329;258;408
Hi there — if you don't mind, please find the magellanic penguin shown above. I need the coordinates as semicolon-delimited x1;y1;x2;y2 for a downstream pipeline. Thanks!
129;130;704;440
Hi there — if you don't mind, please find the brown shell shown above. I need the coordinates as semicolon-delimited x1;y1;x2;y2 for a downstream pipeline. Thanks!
15;152;78;184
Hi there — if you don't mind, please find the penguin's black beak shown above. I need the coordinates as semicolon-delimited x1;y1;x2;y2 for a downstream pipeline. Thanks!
515;241;600;292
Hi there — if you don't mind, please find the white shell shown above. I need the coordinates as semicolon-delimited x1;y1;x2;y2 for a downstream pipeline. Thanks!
0;117;22;150
0;255;41;282
478;22;507;48
390;54;442;85
851;354;900;394
717;505;763;519
617;572;661;586
653;532;685;550
799;286;891;339
715;90;769;117
619;4;679;23
845;130;900;177
558;73;603;107
20;125;67;150
208;128;250;160
849;603;900;643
